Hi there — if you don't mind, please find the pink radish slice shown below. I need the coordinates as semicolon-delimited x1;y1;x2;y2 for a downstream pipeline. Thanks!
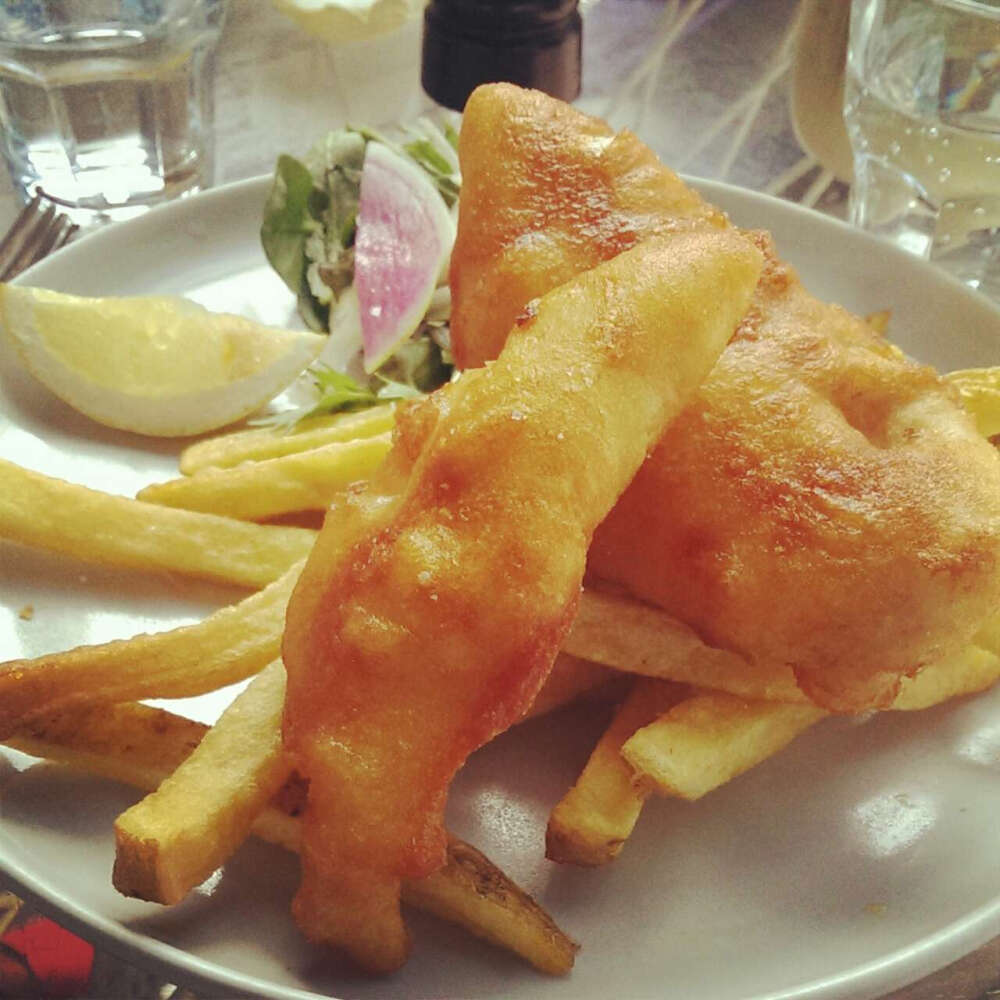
355;141;454;373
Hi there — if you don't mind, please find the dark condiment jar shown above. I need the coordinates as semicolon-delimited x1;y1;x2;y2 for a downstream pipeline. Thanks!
421;0;582;112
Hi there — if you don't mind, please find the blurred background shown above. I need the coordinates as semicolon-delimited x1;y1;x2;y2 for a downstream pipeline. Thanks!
0;0;839;233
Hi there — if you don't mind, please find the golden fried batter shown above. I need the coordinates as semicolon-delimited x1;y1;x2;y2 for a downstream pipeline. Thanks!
451;83;1000;711
450;86;726;370
281;231;761;970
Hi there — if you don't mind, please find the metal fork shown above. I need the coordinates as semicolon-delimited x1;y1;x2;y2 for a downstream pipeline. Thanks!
0;194;79;281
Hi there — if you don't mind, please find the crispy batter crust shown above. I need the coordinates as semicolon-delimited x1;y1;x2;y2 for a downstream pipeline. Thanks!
282;229;760;969
451;83;1000;711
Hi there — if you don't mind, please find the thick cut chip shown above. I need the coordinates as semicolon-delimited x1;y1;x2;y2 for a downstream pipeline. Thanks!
564;592;1000;709
0;567;710;745
0;458;313;587
565;588;804;703
0;561;299;737
4;700;576;974
546;678;688;867
619;637;1000;805
109;655;612;908
5;701;207;791
893;638;1000;710
450;83;1000;712
179;404;396;474
113;660;290;905
138;433;392;520
546;635;1000;865
282;230;762;971
623;692;827;801
404;837;578;976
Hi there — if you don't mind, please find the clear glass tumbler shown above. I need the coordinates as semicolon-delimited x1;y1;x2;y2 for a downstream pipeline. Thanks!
845;0;1000;298
0;0;226;225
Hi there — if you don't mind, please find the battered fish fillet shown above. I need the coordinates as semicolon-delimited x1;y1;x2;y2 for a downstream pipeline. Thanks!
451;83;1000;712
281;231;761;971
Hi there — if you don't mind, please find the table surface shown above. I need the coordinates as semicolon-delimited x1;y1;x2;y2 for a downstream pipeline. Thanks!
1;1;998;998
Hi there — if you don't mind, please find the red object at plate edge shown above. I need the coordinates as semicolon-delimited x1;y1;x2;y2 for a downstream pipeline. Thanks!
1;894;93;999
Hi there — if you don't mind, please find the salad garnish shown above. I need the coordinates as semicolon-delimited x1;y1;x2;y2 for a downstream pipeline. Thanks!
260;117;461;426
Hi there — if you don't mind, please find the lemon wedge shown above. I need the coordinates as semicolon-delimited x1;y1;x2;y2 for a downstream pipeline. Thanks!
269;0;424;43
0;285;326;437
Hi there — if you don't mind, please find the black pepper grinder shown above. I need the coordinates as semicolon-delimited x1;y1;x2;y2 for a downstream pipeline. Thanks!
421;0;582;112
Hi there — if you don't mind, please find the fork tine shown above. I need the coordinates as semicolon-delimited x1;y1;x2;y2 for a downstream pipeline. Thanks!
0;194;47;280
31;211;77;264
2;201;58;281
0;195;78;282
51;217;79;253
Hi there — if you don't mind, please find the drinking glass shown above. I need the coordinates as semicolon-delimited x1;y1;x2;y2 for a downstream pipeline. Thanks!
0;0;226;226
845;0;1000;298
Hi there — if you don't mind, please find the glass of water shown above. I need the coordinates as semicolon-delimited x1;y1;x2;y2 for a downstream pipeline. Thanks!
0;0;225;226
845;0;1000;298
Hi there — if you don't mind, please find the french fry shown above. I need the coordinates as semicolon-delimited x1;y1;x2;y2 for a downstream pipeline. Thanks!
569;592;1000;709
622;641;1000;804
0;569;619;747
5;698;577;974
4;699;306;854
622;692;826;801
4;700;207;790
893;640;1000;710
565;588;806;703
971;612;1000;659
6;550;994;750
6;597;998;972
175;363;994;481
137;432;392;520
404;837;578;976
0;457;314;588
4;659;614;781
113;660;291;905
547;626;1000;863
0;561;301;738
947;366;1000;438
523;653;619;720
179;405;396;473
546;678;688;866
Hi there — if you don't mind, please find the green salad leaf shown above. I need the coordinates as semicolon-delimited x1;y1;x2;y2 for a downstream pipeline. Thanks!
277;353;437;427
261;131;368;333
259;116;462;424
306;366;384;415
403;139;461;206
260;154;327;331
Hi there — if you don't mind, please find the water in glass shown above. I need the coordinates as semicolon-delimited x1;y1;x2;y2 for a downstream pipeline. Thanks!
0;1;224;224
845;0;1000;297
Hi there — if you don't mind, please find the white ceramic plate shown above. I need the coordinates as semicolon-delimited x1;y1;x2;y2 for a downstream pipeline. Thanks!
2;176;1000;1000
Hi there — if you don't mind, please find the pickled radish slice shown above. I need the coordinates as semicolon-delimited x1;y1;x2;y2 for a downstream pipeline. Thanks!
355;141;454;373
